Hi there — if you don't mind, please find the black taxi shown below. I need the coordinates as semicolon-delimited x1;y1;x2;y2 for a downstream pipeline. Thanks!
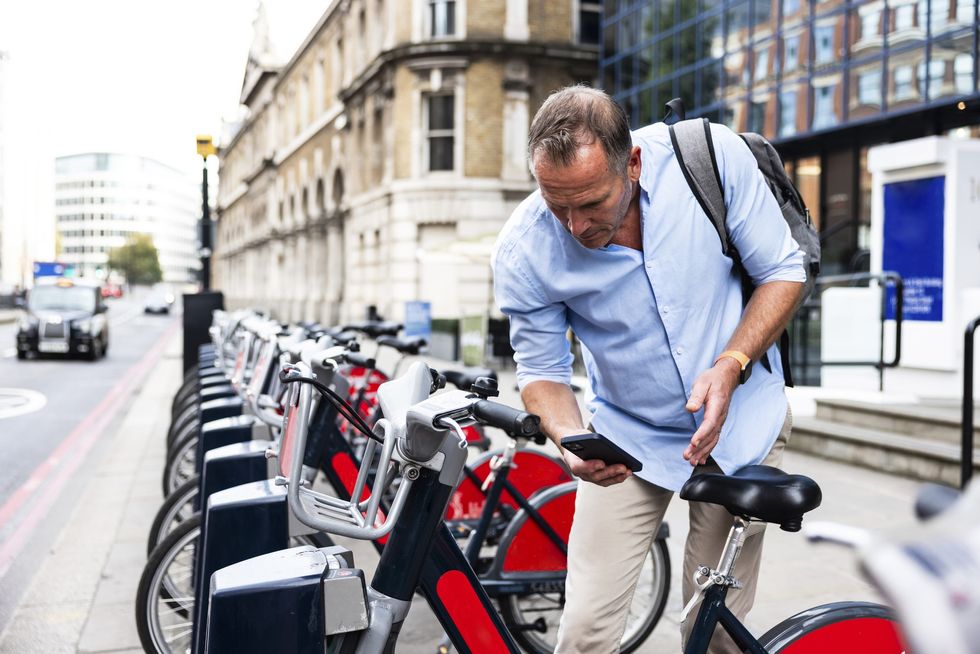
16;278;109;360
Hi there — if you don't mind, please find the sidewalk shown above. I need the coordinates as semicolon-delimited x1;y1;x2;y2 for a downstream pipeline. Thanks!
0;333;179;654
0;335;924;653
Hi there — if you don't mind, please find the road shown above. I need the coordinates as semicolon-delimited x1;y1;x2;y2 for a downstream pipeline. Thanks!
0;288;178;634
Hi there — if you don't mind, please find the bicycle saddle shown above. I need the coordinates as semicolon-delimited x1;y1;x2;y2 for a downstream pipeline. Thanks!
343;321;403;338
679;465;821;532
376;335;427;355
442;367;497;391
328;331;359;347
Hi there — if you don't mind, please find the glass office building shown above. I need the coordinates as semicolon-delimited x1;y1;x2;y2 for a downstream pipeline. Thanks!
601;0;978;274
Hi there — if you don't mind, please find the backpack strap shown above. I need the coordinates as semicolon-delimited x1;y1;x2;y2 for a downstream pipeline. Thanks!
668;118;732;262
669;118;781;378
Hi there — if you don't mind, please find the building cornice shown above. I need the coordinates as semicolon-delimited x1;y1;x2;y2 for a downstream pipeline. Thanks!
217;182;249;212
273;102;344;167
340;40;599;103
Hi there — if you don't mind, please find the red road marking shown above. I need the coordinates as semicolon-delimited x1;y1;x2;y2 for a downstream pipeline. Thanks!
0;320;180;579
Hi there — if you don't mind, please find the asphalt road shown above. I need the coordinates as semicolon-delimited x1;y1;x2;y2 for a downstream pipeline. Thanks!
0;288;178;634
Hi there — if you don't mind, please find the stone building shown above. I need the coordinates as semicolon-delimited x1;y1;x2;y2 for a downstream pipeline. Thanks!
215;0;598;325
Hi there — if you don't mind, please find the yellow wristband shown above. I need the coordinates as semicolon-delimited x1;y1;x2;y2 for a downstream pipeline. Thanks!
714;350;751;370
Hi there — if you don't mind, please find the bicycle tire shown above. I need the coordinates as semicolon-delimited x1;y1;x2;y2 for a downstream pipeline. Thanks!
757;601;905;653
137;515;333;654
136;514;200;654
162;431;197;497
147;476;199;555
168;404;200;444
498;538;671;654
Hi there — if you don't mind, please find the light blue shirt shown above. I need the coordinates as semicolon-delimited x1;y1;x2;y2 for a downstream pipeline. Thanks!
492;122;806;491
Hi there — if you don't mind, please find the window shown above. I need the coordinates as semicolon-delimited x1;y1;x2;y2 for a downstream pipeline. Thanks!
779;88;797;136
783;34;800;72
754;46;770;82
917;59;945;98
956;0;974;22
955;53;974;93
579;1;601;45
894;64;914;99
425;94;455;171
749;99;767;133
814;25;835;64
812;83;838;128
917;0;950;30
862;10;880;39
429;0;456;38
858;68;882;105
894;4;915;31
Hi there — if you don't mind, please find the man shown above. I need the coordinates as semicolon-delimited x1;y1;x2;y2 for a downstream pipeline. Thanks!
491;86;806;653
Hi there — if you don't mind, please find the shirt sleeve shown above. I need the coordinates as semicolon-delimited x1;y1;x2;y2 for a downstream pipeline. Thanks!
711;124;807;286
491;243;574;390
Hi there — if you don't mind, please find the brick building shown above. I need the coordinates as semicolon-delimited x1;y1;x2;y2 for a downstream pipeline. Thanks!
215;1;598;325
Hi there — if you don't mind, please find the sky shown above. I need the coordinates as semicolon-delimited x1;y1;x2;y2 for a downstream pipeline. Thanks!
0;0;327;282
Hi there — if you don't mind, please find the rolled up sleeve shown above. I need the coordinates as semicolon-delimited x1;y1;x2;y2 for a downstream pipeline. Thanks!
492;245;573;390
712;124;807;287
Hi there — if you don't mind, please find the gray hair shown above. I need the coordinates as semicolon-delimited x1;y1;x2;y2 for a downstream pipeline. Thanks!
527;85;632;176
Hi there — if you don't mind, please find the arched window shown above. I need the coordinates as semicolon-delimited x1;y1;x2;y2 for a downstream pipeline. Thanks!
316;178;326;215
332;170;345;210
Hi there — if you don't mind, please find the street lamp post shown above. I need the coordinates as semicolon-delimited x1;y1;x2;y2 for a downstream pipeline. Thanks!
196;134;216;290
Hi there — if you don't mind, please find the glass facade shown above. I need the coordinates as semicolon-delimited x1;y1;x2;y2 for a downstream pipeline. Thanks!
601;0;978;141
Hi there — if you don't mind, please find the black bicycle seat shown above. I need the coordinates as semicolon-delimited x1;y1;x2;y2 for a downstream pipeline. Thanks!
443;367;497;391
328;331;359;347
679;465;821;532
376;335;427;355
343;321;403;338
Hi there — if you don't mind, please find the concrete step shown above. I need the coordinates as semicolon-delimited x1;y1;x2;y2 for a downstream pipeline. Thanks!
790;416;980;486
814;398;980;445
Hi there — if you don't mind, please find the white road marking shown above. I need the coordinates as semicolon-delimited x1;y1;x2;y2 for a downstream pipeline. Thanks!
0;388;47;419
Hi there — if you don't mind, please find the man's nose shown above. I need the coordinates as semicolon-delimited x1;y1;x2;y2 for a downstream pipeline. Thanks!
567;210;590;237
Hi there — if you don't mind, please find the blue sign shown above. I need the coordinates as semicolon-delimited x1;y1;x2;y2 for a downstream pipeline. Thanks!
882;176;945;322
33;261;75;278
404;301;432;339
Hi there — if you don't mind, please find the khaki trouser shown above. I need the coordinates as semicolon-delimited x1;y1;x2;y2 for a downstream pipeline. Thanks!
555;406;793;654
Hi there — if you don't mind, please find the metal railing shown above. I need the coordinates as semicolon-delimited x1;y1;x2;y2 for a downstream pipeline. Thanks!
791;272;904;391
962;314;980;489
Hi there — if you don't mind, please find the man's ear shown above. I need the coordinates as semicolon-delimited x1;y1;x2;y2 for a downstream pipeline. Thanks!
627;146;641;183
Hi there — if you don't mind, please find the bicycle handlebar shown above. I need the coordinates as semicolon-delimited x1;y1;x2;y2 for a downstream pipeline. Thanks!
471;400;541;439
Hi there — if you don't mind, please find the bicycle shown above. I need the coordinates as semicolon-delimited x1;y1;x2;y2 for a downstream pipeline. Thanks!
674;465;905;653
199;361;663;653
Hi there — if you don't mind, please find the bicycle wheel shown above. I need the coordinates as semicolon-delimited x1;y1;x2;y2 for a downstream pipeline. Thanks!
137;515;333;654
147;476;199;555
757;601;906;653
162;432;197;497
168;404;200;443
136;514;200;654
498;538;670;654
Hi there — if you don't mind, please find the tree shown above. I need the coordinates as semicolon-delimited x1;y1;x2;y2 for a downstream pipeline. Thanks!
107;233;163;286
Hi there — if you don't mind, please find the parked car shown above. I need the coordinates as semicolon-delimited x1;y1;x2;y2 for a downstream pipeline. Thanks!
16;278;109;360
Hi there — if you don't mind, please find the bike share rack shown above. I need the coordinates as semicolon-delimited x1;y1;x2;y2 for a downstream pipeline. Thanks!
962;314;980;489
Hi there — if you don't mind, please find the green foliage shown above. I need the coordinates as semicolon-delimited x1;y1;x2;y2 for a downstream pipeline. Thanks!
107;234;163;286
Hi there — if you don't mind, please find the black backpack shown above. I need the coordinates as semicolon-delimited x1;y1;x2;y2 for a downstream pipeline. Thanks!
664;99;820;387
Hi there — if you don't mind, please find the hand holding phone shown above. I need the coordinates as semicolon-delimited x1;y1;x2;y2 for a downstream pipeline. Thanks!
560;432;643;473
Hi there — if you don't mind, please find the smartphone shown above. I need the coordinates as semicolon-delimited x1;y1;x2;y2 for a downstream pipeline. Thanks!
560;433;643;472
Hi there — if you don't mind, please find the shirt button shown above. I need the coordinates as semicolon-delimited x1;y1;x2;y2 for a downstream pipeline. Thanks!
675;347;683;356
646;260;654;268
662;306;669;314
